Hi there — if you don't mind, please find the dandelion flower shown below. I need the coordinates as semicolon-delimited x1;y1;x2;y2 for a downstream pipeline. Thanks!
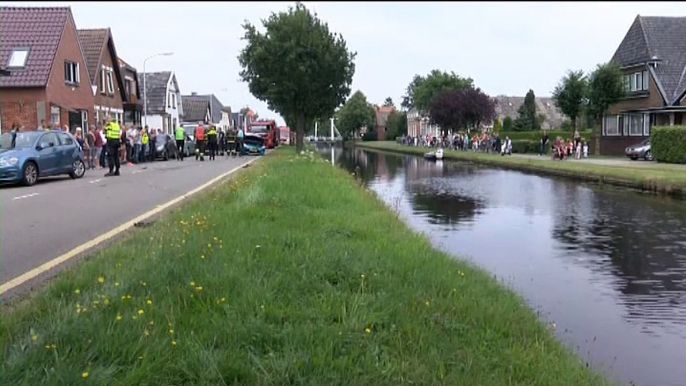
169;329;174;334
103;298;110;305
171;340;177;346
361;274;365;279
116;314;122;321
195;286;203;291
425;301;430;306
138;355;144;360
149;321;154;325
138;309;144;315
144;330;150;336
98;276;105;284
190;281;196;287
114;282;120;287
31;334;38;342
82;371;89;379
364;328;371;334
132;316;138;320
146;299;153;305
200;255;205;259
74;289;80;295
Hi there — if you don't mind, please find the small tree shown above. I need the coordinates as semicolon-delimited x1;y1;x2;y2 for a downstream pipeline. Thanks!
382;97;395;108
493;117;503;132
428;87;495;134
514;89;540;131
503;116;514;131
385;110;408;139
238;2;356;153
336;90;375;138
552;70;587;133
587;62;625;154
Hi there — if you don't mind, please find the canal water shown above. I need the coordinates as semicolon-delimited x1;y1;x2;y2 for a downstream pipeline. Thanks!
322;145;686;386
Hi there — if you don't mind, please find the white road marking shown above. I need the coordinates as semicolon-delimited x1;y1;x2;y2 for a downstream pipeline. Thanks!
89;179;102;184
12;193;39;201
0;156;263;295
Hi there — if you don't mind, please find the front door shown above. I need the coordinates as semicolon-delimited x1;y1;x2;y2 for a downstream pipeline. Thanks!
68;111;81;133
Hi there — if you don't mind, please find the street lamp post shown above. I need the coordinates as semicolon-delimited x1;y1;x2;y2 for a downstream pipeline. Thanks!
143;52;174;129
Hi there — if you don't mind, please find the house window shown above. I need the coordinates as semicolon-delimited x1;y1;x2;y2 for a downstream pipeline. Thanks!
100;68;106;93
64;61;79;84
623;113;644;136
633;72;642;91
603;114;619;136
642;70;649;90
624;75;631;92
124;78;132;98
94;108;99;126
50;106;60;124
8;48;29;68
643;113;651;136
106;71;114;94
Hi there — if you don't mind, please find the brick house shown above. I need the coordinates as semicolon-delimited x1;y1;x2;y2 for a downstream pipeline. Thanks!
77;28;126;127
118;58;142;126
404;107;441;138
374;105;394;140
0;6;94;133
601;15;686;155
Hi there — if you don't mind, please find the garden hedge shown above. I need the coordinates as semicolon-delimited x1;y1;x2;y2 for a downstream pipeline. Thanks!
651;125;686;164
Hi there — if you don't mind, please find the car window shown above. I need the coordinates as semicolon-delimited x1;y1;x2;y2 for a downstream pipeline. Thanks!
57;132;73;146
40;133;59;147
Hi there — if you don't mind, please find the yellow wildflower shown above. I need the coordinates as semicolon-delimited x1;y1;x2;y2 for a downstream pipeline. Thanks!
146;299;152;305
98;276;105;284
74;289;80;295
364;328;371;334
137;309;144;315
361;274;365;279
195;286;203;291
425;301;430;306
116;314;122;321
200;255;205;259
171;340;177;346
169;329;174;334
190;281;195;286
31;334;38;342
114;282;120;287
82;371;89;379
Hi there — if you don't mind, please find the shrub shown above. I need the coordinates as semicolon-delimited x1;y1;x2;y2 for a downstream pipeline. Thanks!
511;140;540;154
505;130;591;141
651;126;686;164
362;129;378;141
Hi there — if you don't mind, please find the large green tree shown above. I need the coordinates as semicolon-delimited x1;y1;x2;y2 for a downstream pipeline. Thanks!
401;70;473;113
552;70;587;132
336;90;375;138
384;110;407;139
238;2;356;152
586;62;625;154
514;89;541;131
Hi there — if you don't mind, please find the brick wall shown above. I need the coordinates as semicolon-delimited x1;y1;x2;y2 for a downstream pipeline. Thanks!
0;88;47;132
45;12;94;128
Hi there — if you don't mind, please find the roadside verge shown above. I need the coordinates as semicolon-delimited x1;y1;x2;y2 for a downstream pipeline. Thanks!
0;148;613;385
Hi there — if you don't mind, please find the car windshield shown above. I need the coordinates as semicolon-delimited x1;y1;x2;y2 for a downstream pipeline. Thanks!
0;131;41;150
249;125;269;134
639;139;650;146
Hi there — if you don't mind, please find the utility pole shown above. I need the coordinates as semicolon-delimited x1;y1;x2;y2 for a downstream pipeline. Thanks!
330;116;334;141
314;121;318;138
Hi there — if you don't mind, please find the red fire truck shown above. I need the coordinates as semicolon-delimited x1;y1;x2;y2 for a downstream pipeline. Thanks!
247;120;278;149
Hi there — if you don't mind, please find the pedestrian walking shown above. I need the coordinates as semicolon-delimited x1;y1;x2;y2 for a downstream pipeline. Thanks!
104;115;122;177
175;125;185;161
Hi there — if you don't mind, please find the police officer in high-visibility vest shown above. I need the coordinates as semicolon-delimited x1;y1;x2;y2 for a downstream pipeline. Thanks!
194;122;206;161
175;125;185;161
207;125;218;161
104;115;121;176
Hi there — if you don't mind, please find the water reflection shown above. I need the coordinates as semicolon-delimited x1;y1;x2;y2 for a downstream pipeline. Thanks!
331;146;686;386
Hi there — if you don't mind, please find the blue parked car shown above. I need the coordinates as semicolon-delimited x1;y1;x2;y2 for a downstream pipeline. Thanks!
242;134;266;156
0;130;86;186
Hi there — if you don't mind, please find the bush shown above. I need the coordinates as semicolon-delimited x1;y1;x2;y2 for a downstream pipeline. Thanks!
362;129;378;141
503;130;591;141
652;126;686;163
511;140;540;154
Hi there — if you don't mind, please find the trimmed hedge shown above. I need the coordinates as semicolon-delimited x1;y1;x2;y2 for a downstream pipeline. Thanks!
511;140;541;154
652;126;686;164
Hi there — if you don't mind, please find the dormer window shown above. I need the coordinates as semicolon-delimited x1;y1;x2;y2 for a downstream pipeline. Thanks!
8;48;29;68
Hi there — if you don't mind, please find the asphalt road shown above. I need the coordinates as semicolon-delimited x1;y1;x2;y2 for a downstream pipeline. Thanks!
1;153;259;297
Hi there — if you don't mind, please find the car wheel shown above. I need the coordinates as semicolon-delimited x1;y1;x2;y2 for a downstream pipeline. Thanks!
69;159;86;179
21;161;39;186
644;150;653;161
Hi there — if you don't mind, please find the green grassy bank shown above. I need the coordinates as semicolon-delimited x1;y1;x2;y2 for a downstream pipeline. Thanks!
1;149;611;385
359;141;686;198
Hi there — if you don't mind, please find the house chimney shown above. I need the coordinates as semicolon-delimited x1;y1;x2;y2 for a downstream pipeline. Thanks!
191;92;197;96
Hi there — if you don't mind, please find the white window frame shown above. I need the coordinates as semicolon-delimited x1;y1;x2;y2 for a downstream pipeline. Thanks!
8;48;29;68
100;68;107;93
94;108;100;126
64;61;79;84
106;71;114;94
603;114;620;136
642;70;649;91
626;113;644;136
171;93;176;109
624;75;631;92
643;113;651;136
633;72;642;92
50;106;60;124
167;92;171;109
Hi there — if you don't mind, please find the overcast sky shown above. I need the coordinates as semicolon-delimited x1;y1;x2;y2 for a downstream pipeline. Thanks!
7;1;686;125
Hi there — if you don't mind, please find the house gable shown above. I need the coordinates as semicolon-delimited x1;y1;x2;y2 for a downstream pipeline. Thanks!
118;57;140;102
611;15;686;106
181;99;210;123
0;6;70;88
138;71;172;115
77;29;126;102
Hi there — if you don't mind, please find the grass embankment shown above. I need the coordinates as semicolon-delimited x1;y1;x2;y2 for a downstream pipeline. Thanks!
359;141;686;198
1;149;611;385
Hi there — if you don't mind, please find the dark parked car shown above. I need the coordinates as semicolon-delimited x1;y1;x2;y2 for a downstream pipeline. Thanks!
625;139;652;161
0;130;86;186
151;133;178;160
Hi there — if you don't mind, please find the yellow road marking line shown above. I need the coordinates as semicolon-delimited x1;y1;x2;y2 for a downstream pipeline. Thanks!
0;156;262;295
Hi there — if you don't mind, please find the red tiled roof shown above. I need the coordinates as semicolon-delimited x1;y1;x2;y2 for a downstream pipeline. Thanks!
77;28;108;84
0;6;71;87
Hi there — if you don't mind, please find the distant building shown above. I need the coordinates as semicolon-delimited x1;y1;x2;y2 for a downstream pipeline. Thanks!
405;107;441;137
374;105;394;140
138;71;183;134
491;95;565;130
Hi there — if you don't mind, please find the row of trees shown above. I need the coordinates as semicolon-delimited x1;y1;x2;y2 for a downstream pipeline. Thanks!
238;3;356;152
335;92;407;140
552;63;626;133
